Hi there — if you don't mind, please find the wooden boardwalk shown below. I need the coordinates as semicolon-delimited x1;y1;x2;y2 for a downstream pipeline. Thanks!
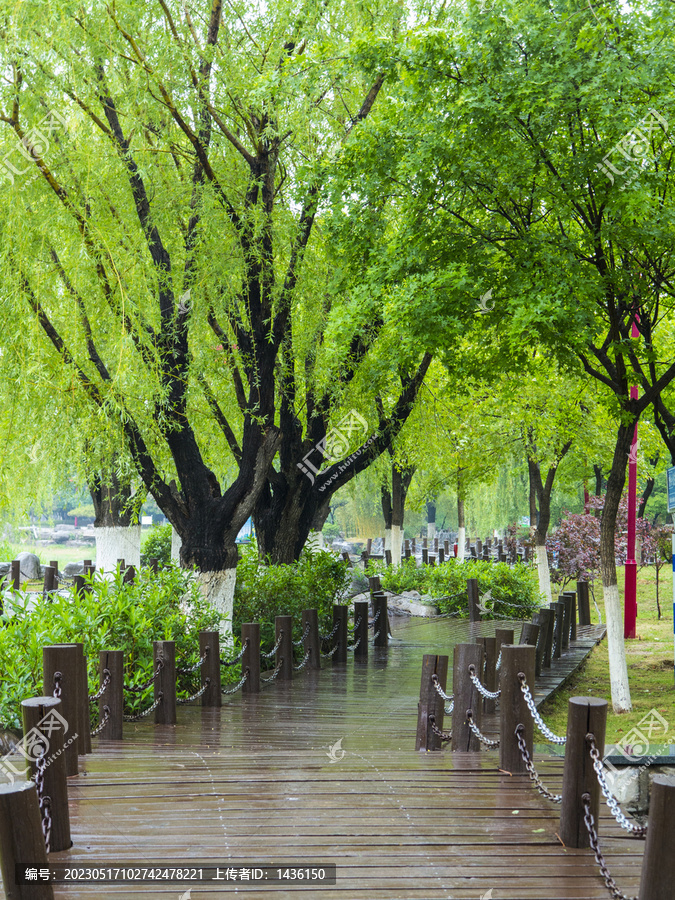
2;615;643;899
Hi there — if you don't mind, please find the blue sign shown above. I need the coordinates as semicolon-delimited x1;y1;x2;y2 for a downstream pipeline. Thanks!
668;467;675;512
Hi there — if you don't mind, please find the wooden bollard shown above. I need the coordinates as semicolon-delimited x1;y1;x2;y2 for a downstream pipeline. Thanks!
42;644;80;775
241;623;260;693
0;782;54;900
301;609;321;671
384;549;392;566
123;564;136;584
476;539;482;557
21;697;71;852
559;593;572;651
99;650;123;739
423;537;428;549
519;622;540;647
499;644;536;773
365;538;372;557
559;697;607;848
332;607;348;665
451;643;484;751
415;654;449;751
372;592;389;648
495;628;514;666
49;560;59;586
353;601;369;662
73;644;92;755
577;581;591;626
411;538;416;553
428;555;435;567
564;590;577;641
639;776;675;900
475;636;497;714
551;601;564;659
149;556;159;573
10;559;20;591
275;615;293;679
438;548;445;564
404;540;411;559
368;574;381;595
73;575;85;598
422;547;428;564
467;578;480;622
535;609;553;675
154;640;176;725
199;632;221;706
43;566;56;599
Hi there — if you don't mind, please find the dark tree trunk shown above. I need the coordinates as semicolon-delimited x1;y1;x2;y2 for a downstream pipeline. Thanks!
381;483;393;531
426;500;436;529
527;457;539;527
594;464;604;496
90;473;142;527
392;465;415;528
638;477;655;520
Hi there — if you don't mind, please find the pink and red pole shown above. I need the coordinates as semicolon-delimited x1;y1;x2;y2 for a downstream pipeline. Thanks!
624;316;639;640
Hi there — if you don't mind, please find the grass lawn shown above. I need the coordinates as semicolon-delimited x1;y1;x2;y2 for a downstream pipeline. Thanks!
539;563;674;746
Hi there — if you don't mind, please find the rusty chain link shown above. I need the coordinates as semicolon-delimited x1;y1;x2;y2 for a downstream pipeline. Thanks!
89;668;111;702
586;734;648;837
466;709;500;747
90;705;111;737
582;793;638;900
515;724;562;803
123;692;163;721
176;647;209;675
518;673;566;744
468;664;501;700
178;678;211;703
124;660;164;693
261;631;284;659
428;714;452;742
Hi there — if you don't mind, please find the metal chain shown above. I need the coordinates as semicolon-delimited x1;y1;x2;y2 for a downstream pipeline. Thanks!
515;724;562;803
90;705;111;737
468;664;501;700
123;693;163;721
371;629;381;641
320;621;340;641
294;648;311;670
53;672;62;699
518;673;566;744
176;647;209;675
466;709;500;747
293;623;311;647
321;643;340;658
261;631;284;659
89;668;111;702
495;650;502;672
445;702;454;715
582;793;638;900
428;714;452;742
586;735;648;837
178;678;211;703
221;639;249;666
222;670;249;694
431;674;453;702
367;609;381;629
261;660;283;684
124;660;164;693
352;616;362;631
347;636;361;652
35;754;52;853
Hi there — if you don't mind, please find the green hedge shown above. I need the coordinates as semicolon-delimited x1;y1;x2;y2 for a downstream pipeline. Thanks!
140;522;173;567
0;567;224;732
234;544;350;658
367;557;541;618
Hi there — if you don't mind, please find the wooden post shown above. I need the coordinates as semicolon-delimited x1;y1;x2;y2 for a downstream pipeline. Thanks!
423;537;428;549
368;575;381;595
341;551;351;564
438;548;445;564
476;538;482;557
559;593;572;651
73;574;85;598
366;538;372;557
422;547;428;565
275;615;293;679
451;643;484;751
535;609;553;675
11;559;20;591
476;636;497;714
149;556;159;574
524;545;530;562
73;644;92;755
519;622;540;647
559;696;607;848
241;623;260;694
372;592;389;648
49;560;59;590
444;539;450;555
43;566;56;599
301;609;321;671
639;776;675;900
404;540;411;559
353;601;369;662
495;628;514;671
332;607;348;665
415;654;449;751
564;590;577;641
21;697;71;852
551;601;565;660
384;549;392;567
467;578;480;622
577;580;591;626
123;564;136;584
0;782;54;900
428;555;435;567
199;632;221;706
411;538;416;553
499;644;536;773
42;644;80;775
154;640;176;725
99;650;123;740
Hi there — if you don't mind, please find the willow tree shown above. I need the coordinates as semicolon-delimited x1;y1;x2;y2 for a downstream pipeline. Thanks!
0;0;417;627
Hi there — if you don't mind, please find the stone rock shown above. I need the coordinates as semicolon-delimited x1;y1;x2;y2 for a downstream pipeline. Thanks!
0;730;20;756
349;572;369;595
51;531;71;544
63;561;84;577
16;551;41;580
0;562;10;581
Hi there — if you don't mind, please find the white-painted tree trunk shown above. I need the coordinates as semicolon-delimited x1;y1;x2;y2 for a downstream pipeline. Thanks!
198;569;236;642
427;521;436;542
457;526;466;562
391;524;402;570
171;526;182;563
306;530;325;552
384;528;392;553
535;543;552;604
603;582;632;712
95;525;141;572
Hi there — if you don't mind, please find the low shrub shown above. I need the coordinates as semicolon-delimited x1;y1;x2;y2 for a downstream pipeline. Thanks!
140;523;173;567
